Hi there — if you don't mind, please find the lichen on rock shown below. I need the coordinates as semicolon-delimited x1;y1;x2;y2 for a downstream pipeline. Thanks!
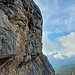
0;0;55;75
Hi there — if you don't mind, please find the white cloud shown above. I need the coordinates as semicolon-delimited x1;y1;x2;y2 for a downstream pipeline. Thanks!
54;53;65;59
34;0;59;26
34;0;75;59
63;4;75;32
50;18;62;25
42;32;62;55
34;0;75;33
59;32;75;58
42;32;75;59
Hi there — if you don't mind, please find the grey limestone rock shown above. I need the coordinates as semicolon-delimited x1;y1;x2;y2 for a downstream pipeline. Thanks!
0;27;17;59
0;0;55;75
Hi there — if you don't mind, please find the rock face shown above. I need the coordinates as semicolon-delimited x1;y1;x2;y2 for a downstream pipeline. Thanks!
0;0;55;75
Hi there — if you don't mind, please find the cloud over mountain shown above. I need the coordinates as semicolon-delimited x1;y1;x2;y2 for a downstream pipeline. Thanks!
34;0;75;59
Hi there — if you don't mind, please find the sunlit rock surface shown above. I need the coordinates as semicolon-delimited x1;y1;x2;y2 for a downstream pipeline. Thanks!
0;0;55;75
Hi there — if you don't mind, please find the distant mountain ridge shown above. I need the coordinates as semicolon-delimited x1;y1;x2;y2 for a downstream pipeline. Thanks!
47;54;75;72
56;64;75;75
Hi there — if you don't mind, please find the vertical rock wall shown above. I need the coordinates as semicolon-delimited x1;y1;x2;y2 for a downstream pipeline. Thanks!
0;0;55;75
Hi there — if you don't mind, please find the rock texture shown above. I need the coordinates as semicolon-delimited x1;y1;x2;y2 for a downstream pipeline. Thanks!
0;0;55;75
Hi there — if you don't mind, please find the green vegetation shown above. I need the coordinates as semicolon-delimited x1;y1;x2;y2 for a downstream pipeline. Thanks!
72;69;75;75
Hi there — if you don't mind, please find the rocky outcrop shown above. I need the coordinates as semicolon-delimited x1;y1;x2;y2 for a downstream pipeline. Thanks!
0;0;55;75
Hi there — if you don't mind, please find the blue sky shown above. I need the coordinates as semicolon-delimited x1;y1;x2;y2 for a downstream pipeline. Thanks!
34;0;75;59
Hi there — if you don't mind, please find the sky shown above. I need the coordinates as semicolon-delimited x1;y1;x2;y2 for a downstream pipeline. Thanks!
33;0;75;59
